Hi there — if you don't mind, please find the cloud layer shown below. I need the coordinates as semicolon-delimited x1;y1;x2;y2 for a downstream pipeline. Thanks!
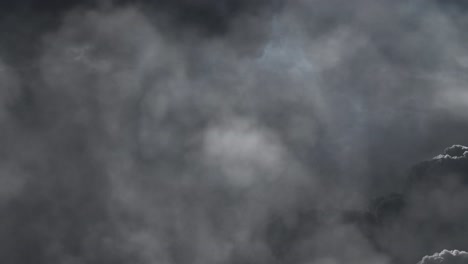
1;1;468;264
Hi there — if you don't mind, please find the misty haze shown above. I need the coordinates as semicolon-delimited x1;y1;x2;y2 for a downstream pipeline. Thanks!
1;0;468;263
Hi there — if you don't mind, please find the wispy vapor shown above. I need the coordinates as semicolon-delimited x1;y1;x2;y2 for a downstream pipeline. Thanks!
1;1;468;264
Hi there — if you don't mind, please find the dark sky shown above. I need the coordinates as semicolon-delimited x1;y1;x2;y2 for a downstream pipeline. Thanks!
1;1;468;264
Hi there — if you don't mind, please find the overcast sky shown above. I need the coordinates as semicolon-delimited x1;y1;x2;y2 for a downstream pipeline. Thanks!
1;1;468;264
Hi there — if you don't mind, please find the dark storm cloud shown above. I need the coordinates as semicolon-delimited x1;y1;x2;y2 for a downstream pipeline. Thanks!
361;145;468;263
0;0;280;72
408;145;468;190
136;0;282;34
1;0;468;264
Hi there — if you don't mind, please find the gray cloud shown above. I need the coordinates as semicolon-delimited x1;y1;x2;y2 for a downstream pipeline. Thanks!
418;250;468;264
1;1;468;264
365;145;468;263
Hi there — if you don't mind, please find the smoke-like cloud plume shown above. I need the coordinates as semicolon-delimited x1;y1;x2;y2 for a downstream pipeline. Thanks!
1;1;468;264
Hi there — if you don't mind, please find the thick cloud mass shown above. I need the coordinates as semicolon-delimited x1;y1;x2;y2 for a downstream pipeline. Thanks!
407;144;468;191
364;145;468;263
1;0;468;264
418;250;468;264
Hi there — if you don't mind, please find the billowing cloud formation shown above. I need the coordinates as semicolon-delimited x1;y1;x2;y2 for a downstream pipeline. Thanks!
407;144;468;191
418;250;468;264
365;146;468;263
2;1;468;264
